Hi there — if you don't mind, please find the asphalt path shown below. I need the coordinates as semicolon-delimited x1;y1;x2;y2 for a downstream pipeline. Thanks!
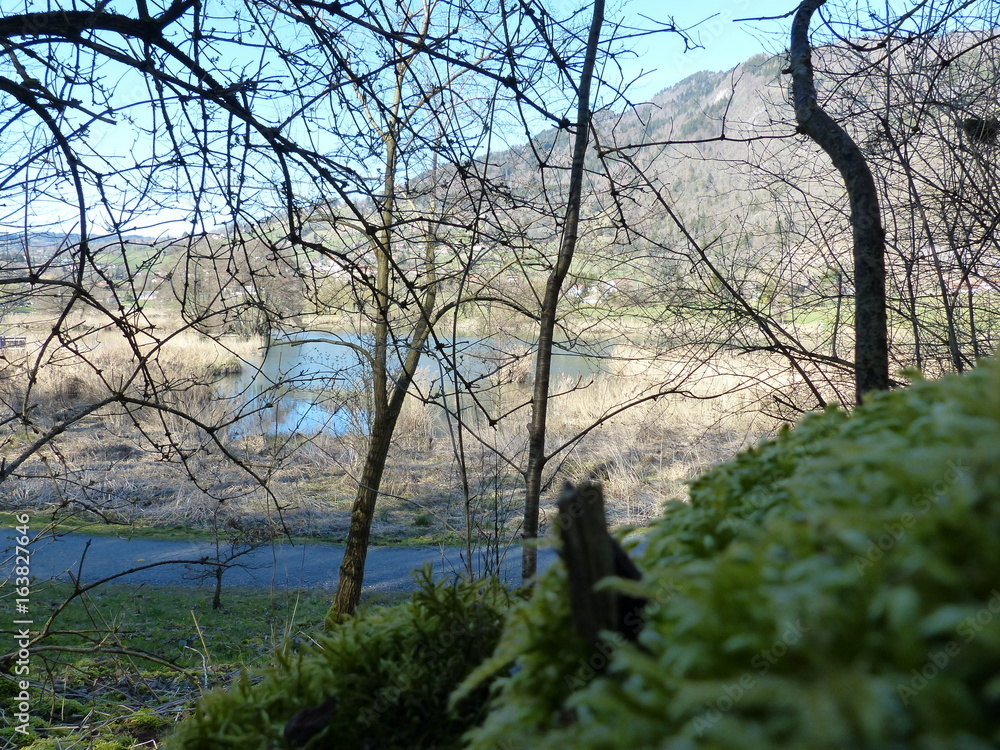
3;528;557;592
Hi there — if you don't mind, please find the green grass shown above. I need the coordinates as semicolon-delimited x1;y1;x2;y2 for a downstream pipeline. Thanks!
35;582;334;665
1;583;406;749
0;512;262;544
1;511;476;553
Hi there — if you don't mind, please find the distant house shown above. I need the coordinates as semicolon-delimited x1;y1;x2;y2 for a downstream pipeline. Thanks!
949;277;999;296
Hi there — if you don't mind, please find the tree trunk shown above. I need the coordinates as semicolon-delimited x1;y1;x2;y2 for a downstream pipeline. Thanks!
212;565;223;610
333;75;438;613
789;0;890;403
333;414;395;617
333;318;432;616
333;302;436;617
522;0;605;582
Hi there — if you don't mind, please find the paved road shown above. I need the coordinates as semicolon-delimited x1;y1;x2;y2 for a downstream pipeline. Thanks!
3;529;557;591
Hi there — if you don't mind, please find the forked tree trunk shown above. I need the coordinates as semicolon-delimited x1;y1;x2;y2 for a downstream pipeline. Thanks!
334;309;433;616
789;0;890;403
333;260;435;618
522;0;605;582
333;49;437;617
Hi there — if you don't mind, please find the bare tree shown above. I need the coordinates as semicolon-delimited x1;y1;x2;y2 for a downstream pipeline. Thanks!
842;8;1000;374
520;0;606;581
1;0;675;615
789;0;889;402
6;0;994;645
266;0;490;618
573;1;999;420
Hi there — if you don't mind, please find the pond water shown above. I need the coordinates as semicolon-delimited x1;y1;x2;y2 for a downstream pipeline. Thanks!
228;331;613;437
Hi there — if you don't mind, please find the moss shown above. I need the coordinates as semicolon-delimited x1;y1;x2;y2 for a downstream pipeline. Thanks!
166;570;510;749
121;708;172;740
168;360;1000;748
466;359;1000;749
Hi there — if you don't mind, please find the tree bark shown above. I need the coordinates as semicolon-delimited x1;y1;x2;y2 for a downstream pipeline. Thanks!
522;0;605;582
789;0;890;403
333;414;395;617
333;51;437;617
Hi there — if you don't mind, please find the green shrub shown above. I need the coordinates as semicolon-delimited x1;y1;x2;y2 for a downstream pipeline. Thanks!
165;569;509;749
463;360;1000;749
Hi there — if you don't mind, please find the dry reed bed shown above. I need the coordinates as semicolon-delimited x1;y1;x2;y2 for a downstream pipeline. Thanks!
2;329;260;411
0;328;274;523
1;332;802;540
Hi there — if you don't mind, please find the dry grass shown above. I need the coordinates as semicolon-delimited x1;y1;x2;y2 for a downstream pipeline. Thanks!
2;324;806;543
541;360;783;525
2;328;260;413
0;325;277;528
368;347;791;535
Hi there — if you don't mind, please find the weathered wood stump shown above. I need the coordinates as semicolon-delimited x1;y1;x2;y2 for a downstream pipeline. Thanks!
555;480;645;644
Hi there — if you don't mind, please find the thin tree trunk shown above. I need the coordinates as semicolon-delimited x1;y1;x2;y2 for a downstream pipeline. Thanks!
333;107;398;619
832;270;842;360
334;290;436;617
333;136;441;615
213;566;223;610
333;49;438;615
333;415;395;616
522;0;605;582
334;309;435;612
790;0;889;403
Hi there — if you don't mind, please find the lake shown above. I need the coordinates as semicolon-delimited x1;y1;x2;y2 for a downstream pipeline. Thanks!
227;330;614;437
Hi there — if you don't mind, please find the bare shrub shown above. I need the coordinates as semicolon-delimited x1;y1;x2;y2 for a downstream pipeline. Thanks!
394;394;436;452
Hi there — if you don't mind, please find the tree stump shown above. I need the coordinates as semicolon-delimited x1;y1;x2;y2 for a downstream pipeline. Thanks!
556;480;645;644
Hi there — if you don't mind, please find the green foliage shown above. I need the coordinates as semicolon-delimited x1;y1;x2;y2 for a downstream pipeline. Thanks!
451;561;590;738
466;360;1000;749
120;707;172;736
2;584;336;749
166;570;509;749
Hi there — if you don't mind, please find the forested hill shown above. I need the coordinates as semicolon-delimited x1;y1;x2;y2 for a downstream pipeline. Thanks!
484;51;797;248
11;33;998;390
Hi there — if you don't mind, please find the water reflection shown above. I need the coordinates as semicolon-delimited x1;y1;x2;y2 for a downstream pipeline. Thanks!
228;331;368;438
228;331;612;437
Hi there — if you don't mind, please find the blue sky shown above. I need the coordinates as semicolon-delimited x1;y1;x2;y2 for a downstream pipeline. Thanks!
1;0;811;235
613;0;801;99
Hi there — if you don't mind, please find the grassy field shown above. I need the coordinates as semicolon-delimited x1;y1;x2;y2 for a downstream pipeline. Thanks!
0;582;406;749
